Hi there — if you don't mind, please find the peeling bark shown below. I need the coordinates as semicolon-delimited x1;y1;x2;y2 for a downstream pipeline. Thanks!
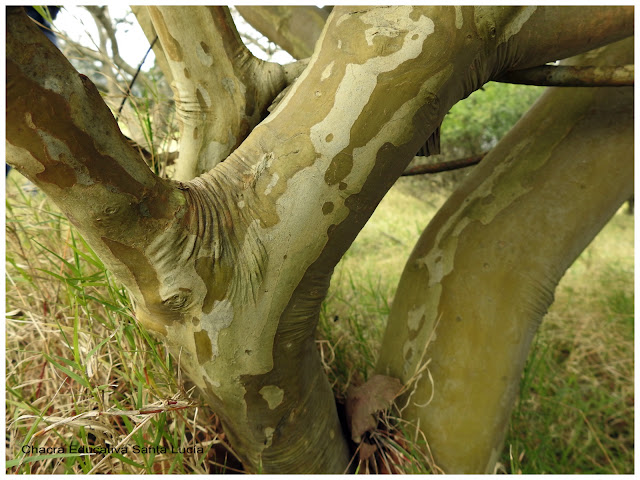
376;38;633;473
6;5;634;474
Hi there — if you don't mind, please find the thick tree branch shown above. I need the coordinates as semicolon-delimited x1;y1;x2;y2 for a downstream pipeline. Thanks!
141;6;298;180
7;5;635;475
496;64;634;87
487;6;633;73
6;7;183;299
377;37;633;474
235;6;329;59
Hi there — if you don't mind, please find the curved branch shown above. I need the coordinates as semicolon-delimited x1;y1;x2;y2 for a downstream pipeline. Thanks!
496;64;634;87
235;5;329;59
142;6;296;180
377;37;633;474
6;7;183;293
7;5;635;475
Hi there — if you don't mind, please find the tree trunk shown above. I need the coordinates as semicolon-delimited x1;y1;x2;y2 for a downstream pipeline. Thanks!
6;5;633;473
376;38;633;473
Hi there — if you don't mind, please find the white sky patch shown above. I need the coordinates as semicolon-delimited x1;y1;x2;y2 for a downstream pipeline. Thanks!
53;5;296;75
54;6;156;72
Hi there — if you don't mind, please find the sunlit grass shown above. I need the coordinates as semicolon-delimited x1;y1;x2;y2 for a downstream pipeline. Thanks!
6;170;633;474
5;174;240;474
317;179;634;474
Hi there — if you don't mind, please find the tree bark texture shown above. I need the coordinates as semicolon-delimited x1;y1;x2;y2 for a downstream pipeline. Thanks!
6;5;633;474
134;6;300;180
236;5;329;60
497;64;634;87
376;38;633;473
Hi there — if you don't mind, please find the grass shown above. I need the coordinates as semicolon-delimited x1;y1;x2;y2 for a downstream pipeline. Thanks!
6;169;634;474
5;174;241;474
317;177;634;474
501;213;634;474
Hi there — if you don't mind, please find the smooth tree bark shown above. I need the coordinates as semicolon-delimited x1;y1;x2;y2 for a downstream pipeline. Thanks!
133;6;306;180
377;38;633;473
235;5;329;59
497;63;634;87
6;5;633;473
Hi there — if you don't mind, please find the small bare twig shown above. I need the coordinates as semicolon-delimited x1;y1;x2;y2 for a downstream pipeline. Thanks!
496;64;634;87
402;153;486;176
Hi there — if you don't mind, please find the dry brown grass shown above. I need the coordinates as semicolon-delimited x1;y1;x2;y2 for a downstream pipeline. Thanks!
6;172;633;474
6;175;240;474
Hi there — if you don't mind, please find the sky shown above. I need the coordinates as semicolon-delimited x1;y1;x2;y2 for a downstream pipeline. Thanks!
53;6;295;73
55;6;156;71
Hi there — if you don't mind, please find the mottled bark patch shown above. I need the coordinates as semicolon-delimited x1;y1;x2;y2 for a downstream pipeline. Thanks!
194;330;213;363
182;172;268;304
103;237;185;331
7;60;147;197
259;385;285;410
149;7;184;62
322;202;334;215
37;160;77;188
325;152;353;186
195;256;232;314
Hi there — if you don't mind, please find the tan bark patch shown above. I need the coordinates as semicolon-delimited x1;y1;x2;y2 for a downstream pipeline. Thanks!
259;385;285;410
194;330;213;364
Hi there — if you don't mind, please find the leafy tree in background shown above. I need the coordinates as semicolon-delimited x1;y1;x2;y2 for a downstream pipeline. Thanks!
442;82;544;157
6;5;633;473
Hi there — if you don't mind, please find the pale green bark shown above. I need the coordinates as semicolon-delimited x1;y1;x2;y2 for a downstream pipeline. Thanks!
6;5;633;474
376;38;634;473
137;6;297;180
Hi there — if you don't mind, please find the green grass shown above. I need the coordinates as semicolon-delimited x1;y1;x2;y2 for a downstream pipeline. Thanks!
501;212;634;474
317;180;634;474
6;171;633;474
5;174;240;474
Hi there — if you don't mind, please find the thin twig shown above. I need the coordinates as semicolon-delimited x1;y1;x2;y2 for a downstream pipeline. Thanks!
402;153;486;176
116;35;158;121
496;64;634;87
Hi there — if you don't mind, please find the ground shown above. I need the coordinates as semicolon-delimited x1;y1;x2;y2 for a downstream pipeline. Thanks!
6;170;634;474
